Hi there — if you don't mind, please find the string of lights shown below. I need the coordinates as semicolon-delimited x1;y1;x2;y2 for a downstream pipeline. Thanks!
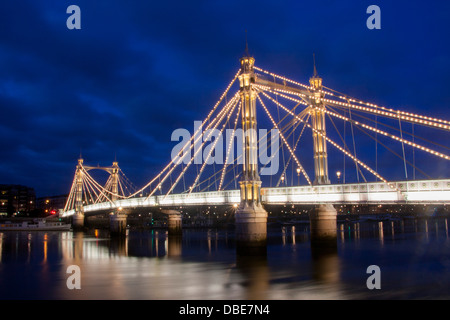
121;69;242;200
63;172;77;211
142;91;241;200
254;66;312;90
325;108;450;160
257;93;312;185
322;97;450;130
259;90;401;193
186;97;240;196
162;93;241;198
254;66;449;127
219;101;242;191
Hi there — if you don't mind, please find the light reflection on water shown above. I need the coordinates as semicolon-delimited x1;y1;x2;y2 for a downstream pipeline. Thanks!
0;218;449;299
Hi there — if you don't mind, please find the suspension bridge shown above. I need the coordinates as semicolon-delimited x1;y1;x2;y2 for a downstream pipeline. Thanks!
59;51;450;241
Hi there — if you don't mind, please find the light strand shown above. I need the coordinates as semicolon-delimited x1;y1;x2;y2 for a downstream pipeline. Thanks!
219;101;242;191
259;91;401;193
126;69;242;199
162;93;241;197
188;97;239;195
254;66;311;90
322;97;450;130
257;93;312;185
325;108;450;160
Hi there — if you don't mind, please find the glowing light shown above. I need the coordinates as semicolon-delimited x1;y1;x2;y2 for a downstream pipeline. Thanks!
219;102;242;191
151;92;241;200
187;96;239;196
254;66;311;90
324;108;450;160
322;97;450;130
257;94;312;185
259;90;400;193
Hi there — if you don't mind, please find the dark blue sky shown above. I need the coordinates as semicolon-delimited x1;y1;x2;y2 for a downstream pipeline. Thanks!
0;0;449;197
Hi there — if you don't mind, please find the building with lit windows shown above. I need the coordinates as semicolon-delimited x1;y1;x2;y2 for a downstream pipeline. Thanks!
37;194;68;216
0;184;36;216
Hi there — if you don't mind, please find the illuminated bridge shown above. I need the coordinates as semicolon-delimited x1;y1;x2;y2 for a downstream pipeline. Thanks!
61;179;450;217
59;50;450;239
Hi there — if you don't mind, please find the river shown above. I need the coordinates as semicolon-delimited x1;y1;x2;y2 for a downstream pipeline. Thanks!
0;218;449;300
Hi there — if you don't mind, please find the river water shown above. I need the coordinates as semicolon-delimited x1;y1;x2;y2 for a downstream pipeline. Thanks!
0;218;449;300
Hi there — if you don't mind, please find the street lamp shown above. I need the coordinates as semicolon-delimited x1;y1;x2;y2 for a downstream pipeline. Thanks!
296;168;300;185
336;171;341;184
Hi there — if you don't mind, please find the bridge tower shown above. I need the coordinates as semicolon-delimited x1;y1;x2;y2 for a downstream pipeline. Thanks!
235;53;268;253
308;66;337;244
108;161;128;236
72;158;85;229
310;67;331;185
111;161;119;202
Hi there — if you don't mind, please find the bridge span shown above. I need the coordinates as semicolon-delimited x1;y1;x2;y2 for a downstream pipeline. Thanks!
60;52;449;245
60;178;450;217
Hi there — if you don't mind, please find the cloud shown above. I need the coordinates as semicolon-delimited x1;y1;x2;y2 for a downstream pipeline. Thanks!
0;1;448;197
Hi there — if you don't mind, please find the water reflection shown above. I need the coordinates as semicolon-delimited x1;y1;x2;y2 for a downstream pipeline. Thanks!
0;217;449;299
379;221;384;245
168;235;182;257
310;243;339;284
235;253;269;299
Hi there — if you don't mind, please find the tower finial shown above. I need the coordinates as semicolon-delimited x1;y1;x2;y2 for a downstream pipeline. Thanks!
313;53;318;77
245;30;250;57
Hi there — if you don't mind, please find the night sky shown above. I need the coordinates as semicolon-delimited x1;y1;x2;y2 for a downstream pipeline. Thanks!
0;0;449;197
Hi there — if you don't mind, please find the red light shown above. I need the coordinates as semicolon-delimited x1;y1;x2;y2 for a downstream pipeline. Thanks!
51;210;56;215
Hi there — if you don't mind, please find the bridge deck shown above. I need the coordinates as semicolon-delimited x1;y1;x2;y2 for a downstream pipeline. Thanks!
60;179;450;217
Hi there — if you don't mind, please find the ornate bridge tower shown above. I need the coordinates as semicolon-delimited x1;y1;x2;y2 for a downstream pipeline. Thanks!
235;54;268;253
309;68;331;185
70;158;126;234
111;161;119;202
308;67;337;245
72;158;85;229
108;161;127;235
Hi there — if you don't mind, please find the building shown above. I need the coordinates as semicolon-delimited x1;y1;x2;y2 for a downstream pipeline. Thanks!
0;184;36;216
37;194;68;216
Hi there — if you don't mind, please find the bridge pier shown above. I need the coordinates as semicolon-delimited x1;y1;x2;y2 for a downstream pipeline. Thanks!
235;205;268;255
162;209;182;235
309;204;337;245
109;212;128;236
72;212;85;230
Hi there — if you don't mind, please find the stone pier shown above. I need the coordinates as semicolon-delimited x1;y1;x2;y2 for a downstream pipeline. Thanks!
235;205;268;255
109;212;128;236
72;212;85;230
162;209;182;235
309;204;337;245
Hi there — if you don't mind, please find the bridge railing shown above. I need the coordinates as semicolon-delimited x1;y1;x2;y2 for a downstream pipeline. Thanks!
59;179;450;217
